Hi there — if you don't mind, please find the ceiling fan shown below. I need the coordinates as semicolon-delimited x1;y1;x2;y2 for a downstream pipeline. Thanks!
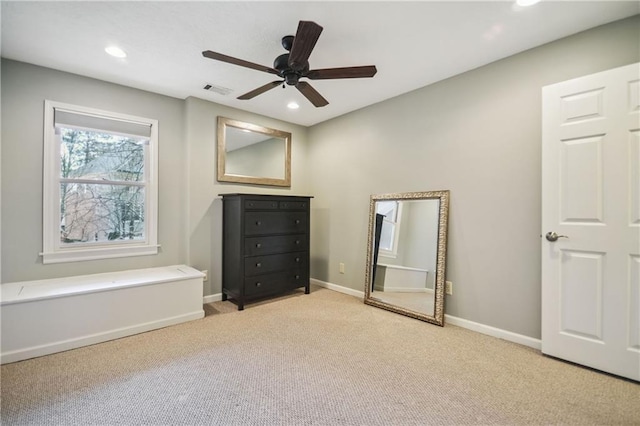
202;20;377;107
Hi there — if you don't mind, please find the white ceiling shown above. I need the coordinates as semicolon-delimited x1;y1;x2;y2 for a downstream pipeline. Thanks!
1;1;638;126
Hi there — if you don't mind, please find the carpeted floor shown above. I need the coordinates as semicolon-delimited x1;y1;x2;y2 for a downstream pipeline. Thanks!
1;286;639;425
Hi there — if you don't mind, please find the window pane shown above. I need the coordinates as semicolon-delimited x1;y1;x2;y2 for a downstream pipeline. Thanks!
376;201;397;221
379;222;394;251
60;183;145;244
60;128;145;182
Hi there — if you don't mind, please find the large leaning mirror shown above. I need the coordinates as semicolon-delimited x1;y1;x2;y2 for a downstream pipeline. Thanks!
364;190;450;326
217;116;291;187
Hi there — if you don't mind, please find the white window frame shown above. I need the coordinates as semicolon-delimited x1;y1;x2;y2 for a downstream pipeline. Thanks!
42;100;159;264
378;200;403;258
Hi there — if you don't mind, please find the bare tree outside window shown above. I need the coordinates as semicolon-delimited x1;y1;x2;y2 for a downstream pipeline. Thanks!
59;128;145;244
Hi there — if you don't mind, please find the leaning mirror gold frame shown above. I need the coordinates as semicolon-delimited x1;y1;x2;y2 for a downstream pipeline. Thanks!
217;116;292;187
364;190;450;326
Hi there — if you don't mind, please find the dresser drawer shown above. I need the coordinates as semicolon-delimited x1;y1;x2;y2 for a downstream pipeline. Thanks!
244;252;308;276
279;200;309;210
244;269;308;297
244;234;307;256
245;199;279;210
245;212;307;235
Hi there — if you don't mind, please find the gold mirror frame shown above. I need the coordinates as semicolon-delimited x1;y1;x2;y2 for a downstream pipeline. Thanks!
364;190;450;326
217;116;292;187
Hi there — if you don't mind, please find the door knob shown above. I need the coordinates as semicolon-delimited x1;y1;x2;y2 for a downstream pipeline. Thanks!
545;231;568;242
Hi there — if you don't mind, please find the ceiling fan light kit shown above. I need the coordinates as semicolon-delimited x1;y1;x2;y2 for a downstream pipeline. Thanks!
202;20;377;107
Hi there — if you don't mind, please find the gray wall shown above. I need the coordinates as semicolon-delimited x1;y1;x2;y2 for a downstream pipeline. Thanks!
226;138;286;179
307;16;640;339
0;61;310;294
402;200;440;275
1;60;187;282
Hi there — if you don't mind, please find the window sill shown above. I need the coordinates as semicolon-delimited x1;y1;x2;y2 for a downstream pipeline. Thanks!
41;244;160;264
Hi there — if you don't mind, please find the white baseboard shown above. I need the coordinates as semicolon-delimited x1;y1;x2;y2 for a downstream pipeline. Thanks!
309;278;541;351
1;311;203;364
201;281;363;304
445;314;541;350
310;278;365;299
203;293;223;304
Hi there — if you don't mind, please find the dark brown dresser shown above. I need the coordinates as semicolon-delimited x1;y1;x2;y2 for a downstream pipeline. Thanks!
219;193;312;310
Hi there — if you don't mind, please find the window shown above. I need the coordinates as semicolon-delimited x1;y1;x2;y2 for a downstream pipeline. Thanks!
42;100;158;263
376;200;402;257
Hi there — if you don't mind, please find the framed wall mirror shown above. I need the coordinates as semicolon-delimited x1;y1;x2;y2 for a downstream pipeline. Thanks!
217;116;291;187
364;190;450;326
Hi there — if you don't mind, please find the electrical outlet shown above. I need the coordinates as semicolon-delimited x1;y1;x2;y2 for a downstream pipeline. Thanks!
202;270;208;282
339;263;345;274
445;281;453;295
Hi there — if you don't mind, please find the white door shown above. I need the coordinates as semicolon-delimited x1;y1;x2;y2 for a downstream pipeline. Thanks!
542;63;640;381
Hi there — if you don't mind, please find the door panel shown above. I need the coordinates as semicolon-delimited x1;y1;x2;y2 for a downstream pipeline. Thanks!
560;250;603;341
630;131;640;225
560;87;604;124
629;256;640;351
542;62;640;381
560;136;604;222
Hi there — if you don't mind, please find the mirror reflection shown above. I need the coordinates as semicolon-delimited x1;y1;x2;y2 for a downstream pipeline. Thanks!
364;191;449;326
217;117;291;187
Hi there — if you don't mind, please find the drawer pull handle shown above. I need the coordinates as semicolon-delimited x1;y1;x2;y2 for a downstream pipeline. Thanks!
256;262;262;268
294;219;301;224
256;282;262;287
248;202;254;207
295;275;300;280
255;221;261;226
295;240;300;245
256;243;262;248
295;257;300;263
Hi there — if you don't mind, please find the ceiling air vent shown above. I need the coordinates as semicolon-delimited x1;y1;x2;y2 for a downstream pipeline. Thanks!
203;84;233;96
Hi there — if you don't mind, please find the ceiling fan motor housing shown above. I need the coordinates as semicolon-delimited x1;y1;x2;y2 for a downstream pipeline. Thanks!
274;53;309;86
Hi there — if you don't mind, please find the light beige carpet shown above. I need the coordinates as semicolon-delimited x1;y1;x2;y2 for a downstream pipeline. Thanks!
1;286;638;425
371;289;434;315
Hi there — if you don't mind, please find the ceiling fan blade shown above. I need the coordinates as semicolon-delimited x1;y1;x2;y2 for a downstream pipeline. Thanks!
237;81;283;100
306;65;378;80
202;50;279;75
288;21;323;71
296;81;328;107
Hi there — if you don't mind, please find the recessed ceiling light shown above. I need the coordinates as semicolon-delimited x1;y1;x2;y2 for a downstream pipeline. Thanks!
516;0;541;6
105;46;127;58
287;102;300;110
